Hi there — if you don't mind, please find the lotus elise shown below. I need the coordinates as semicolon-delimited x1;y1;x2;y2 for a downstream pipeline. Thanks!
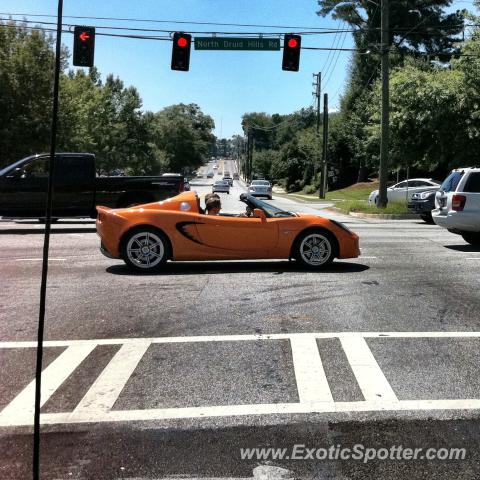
96;192;360;272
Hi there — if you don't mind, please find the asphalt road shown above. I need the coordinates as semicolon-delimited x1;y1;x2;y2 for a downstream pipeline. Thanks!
1;162;480;479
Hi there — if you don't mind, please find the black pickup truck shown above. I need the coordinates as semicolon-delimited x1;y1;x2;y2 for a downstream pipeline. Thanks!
0;153;184;219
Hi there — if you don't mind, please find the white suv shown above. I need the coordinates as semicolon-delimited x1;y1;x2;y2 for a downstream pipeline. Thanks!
432;167;480;245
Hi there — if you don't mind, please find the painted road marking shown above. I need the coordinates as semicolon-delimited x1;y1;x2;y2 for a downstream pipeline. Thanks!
340;336;398;403
290;337;333;405
0;344;95;425
74;341;150;417
1;332;480;426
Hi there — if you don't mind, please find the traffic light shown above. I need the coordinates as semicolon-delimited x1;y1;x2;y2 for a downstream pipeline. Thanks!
282;34;301;71
171;32;192;71
73;26;95;67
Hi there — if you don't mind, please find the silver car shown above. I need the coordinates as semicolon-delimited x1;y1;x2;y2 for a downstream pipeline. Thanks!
212;180;230;194
248;180;272;199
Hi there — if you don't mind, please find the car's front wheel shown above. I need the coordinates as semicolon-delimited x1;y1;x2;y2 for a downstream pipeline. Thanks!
121;227;170;272
294;229;337;269
462;232;480;246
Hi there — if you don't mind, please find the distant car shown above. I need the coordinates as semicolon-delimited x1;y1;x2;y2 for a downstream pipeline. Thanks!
432;167;480;245
248;180;273;200
206;171;214;178
408;187;440;223
223;176;233;186
96;191;360;272
368;179;441;204
212;180;230;194
233;173;240;180
183;178;191;191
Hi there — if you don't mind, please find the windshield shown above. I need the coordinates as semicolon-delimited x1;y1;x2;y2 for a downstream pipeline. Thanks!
241;194;295;217
440;171;464;192
252;180;270;185
0;155;34;176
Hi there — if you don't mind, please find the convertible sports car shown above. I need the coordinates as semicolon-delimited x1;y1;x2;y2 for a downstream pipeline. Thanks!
96;192;360;272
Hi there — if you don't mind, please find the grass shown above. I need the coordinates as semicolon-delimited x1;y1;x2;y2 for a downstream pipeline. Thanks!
282;181;379;202
334;200;410;215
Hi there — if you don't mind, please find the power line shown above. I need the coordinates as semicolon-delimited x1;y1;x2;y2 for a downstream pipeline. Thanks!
0;11;363;32
1;21;479;56
0;16;357;37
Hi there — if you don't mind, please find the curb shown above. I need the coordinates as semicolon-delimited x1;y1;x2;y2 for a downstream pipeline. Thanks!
348;211;419;220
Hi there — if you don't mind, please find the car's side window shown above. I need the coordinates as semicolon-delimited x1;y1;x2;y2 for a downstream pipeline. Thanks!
464;173;480;193
395;181;407;189
22;158;49;178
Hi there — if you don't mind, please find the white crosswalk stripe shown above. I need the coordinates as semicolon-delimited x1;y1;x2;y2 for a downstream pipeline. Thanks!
1;331;480;427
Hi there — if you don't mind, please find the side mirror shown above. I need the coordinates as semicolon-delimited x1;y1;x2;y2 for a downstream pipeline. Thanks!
253;208;266;220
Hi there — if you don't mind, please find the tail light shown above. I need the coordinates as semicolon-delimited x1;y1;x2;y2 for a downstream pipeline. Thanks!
452;194;466;211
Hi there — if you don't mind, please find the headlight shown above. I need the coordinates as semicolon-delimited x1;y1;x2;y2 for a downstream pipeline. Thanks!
420;191;435;199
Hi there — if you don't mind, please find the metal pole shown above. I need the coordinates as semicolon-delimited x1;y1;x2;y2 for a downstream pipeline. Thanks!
33;1;63;478
313;72;321;186
378;0;389;208
321;93;329;199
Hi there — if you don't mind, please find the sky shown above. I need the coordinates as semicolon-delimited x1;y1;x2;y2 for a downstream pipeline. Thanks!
0;0;475;138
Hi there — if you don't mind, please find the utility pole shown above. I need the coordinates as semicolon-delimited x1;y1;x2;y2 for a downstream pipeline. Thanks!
312;72;321;186
246;129;253;184
378;0;390;208
321;93;329;199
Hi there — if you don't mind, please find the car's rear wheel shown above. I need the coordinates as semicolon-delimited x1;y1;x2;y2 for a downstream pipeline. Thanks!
462;233;480;246
294;229;337;269
420;213;434;224
121;227;170;272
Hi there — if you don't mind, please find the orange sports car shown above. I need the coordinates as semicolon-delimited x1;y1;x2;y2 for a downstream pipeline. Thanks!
96;192;360;272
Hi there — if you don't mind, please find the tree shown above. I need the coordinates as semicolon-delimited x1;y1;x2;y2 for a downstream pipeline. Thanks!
150;104;215;173
0;22;57;166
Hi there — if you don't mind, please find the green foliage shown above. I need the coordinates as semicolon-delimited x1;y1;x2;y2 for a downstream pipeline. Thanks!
335;200;410;215
0;21;216;176
0;22;56;164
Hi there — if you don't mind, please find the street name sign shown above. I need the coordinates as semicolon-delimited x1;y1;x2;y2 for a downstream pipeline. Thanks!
194;37;280;51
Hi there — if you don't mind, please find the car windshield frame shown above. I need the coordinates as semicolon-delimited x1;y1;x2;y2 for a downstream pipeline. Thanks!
239;193;295;218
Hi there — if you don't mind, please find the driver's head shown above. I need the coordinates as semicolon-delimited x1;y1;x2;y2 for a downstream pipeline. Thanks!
205;197;221;215
204;192;220;206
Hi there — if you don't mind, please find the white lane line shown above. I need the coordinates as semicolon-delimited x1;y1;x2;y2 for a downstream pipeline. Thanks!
0;344;95;424
2;331;480;349
73;341;150;416
290;337;333;404
466;258;480;260
2;398;479;427
340;336;398;403
13;258;66;262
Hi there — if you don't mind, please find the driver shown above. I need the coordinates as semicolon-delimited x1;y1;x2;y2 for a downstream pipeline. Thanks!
205;197;221;215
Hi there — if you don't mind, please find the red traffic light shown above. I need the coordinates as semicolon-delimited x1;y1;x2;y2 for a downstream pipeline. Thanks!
287;38;298;49
282;34;302;71
79;31;91;42
73;26;95;67
177;37;188;48
171;32;192;71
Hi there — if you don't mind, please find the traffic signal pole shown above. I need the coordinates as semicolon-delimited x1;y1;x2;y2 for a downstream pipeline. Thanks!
378;0;390;208
33;4;63;479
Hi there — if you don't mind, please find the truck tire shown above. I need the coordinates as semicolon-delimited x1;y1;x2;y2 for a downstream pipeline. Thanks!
462;233;480;246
